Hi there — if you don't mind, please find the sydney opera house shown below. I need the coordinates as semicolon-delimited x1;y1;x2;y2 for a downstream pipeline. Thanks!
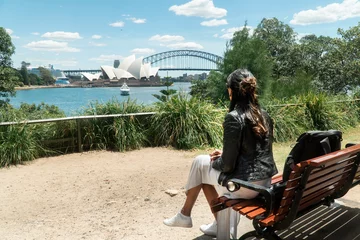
81;55;160;82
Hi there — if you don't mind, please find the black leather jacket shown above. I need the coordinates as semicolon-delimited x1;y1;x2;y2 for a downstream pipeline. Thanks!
212;108;278;186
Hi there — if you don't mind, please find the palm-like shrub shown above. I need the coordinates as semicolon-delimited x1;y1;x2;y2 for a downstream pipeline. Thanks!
265;97;310;142
0;124;41;167
81;98;150;151
151;94;224;149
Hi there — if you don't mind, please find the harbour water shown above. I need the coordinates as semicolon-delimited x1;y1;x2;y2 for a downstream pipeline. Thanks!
10;82;192;116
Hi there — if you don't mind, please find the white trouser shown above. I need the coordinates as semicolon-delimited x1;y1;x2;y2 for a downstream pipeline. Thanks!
184;154;271;199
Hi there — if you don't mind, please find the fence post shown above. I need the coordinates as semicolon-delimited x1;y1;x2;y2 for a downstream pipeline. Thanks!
76;119;82;152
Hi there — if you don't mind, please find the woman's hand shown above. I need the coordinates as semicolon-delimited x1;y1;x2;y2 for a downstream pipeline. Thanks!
210;149;222;161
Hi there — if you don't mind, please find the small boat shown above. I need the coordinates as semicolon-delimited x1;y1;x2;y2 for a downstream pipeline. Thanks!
120;82;130;95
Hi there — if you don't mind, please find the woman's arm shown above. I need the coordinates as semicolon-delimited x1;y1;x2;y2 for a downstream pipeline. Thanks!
212;112;242;173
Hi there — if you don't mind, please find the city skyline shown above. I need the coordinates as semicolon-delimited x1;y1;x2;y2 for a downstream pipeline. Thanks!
1;0;360;72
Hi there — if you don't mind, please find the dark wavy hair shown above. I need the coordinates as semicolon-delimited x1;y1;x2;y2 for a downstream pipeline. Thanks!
226;69;268;137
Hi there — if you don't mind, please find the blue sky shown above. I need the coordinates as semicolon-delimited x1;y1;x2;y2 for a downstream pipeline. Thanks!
1;0;360;73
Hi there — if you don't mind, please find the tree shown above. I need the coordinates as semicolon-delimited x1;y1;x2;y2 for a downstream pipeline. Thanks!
254;18;298;78
0;27;18;106
28;73;43;85
222;25;274;96
153;77;177;102
191;25;273;103
20;65;29;85
190;71;227;103
38;67;55;85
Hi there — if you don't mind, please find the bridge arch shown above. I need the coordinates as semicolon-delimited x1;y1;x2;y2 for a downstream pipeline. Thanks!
143;50;223;71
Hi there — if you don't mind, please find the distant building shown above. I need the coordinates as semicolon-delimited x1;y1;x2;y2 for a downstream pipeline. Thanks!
113;60;120;68
101;55;160;80
200;72;207;80
27;64;67;79
55;78;70;85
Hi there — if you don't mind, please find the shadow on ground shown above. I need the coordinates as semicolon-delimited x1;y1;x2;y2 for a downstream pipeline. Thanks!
193;204;360;240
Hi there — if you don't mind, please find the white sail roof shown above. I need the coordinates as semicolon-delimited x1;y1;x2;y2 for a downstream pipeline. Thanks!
119;54;136;71
113;68;135;79
149;67;160;77
127;57;143;80
81;72;100;81
101;65;117;80
99;55;159;80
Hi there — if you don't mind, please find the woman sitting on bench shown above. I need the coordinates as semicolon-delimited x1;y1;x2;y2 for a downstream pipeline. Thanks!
163;68;278;236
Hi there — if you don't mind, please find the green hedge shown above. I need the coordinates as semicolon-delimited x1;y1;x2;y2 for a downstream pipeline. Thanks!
0;92;359;167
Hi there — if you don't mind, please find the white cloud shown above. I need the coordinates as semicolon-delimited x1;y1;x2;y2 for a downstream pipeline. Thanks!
109;21;125;27
24;40;81;52
290;0;360;25
92;34;102;39
41;31;82;41
89;42;106;47
169;0;227;19
5;28;20;39
219;26;254;39
32;32;40;35
128;17;146;24
201;19;228;27
5;28;13;35
149;34;185;42
166;42;204;50
122;14;130;17
131;48;155;54
89;54;124;62
213;33;219;38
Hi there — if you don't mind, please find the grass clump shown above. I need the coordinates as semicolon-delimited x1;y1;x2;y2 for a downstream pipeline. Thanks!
81;98;150;151
0;124;41;167
151;94;224;149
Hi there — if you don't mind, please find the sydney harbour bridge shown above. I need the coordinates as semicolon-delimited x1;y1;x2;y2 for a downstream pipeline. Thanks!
62;50;223;76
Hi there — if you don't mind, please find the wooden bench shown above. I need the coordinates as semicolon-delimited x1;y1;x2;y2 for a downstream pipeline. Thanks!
211;144;360;240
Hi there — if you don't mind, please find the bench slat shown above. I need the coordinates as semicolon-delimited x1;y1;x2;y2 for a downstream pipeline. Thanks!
246;208;267;219
306;168;352;189
303;173;350;198
308;161;354;181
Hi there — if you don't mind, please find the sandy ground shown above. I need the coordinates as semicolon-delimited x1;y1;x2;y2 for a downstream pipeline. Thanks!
0;148;359;240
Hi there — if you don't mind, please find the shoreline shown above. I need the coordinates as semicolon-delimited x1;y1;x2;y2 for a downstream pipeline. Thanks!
15;82;191;91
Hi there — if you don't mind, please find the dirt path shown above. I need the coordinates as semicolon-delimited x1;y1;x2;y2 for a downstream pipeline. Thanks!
1;148;359;240
0;148;217;240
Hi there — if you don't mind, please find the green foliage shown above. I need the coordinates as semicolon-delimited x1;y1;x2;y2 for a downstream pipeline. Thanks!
265;97;310;142
254;18;297;78
20;65;29;85
28;73;43;85
153;77;177;102
0;124;40;167
222;25;273;95
38;67;55;85
269;70;314;99
0;27;18;106
150;94;224;149
81;98;150;151
190;70;228;103
265;93;360;142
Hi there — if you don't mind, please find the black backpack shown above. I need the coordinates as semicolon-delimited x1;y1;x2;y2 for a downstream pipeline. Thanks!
282;130;342;182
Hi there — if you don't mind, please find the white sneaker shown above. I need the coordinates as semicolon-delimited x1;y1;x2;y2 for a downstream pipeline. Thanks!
163;212;193;228
200;221;217;236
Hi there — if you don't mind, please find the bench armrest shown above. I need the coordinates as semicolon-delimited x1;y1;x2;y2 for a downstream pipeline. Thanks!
226;178;275;220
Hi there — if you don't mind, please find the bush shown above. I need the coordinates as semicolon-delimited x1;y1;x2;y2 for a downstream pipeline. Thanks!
81;98;150;151
0;124;42;167
150;94;224;149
